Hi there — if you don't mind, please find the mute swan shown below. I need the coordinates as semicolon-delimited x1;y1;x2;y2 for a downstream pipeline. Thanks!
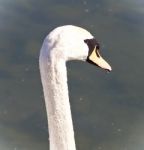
39;25;112;150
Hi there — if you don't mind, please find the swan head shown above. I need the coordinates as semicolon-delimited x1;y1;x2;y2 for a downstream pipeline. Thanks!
45;25;112;72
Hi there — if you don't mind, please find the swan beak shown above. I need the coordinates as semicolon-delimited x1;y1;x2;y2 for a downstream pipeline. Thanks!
87;47;112;72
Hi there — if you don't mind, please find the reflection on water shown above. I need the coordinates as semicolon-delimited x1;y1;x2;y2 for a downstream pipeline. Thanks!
0;0;144;150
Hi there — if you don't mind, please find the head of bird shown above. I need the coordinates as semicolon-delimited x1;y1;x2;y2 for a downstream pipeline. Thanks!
47;25;112;72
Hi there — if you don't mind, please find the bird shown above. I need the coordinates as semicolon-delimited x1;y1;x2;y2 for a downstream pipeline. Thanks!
39;25;112;150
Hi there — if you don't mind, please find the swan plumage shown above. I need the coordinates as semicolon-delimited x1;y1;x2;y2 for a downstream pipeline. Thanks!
39;25;111;150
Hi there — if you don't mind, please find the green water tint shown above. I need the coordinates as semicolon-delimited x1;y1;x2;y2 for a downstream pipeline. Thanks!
0;0;144;149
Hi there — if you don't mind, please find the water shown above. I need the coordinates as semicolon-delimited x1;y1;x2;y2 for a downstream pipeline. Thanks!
0;0;144;150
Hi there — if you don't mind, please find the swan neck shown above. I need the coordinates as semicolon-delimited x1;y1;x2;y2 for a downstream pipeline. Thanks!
39;52;76;150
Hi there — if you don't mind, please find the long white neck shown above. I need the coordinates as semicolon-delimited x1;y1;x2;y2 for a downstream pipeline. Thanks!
39;48;76;150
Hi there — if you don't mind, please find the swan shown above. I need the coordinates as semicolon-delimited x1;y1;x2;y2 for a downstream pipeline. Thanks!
39;25;112;150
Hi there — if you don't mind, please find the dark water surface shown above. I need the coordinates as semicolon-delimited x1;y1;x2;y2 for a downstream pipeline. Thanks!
0;0;144;150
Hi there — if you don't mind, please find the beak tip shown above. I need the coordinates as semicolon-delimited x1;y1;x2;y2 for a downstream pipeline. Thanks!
105;66;112;73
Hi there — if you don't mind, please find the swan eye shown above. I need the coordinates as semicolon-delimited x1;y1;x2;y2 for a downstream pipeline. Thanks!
96;44;100;50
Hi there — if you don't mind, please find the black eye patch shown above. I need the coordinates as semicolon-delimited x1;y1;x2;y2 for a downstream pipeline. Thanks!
84;38;100;57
